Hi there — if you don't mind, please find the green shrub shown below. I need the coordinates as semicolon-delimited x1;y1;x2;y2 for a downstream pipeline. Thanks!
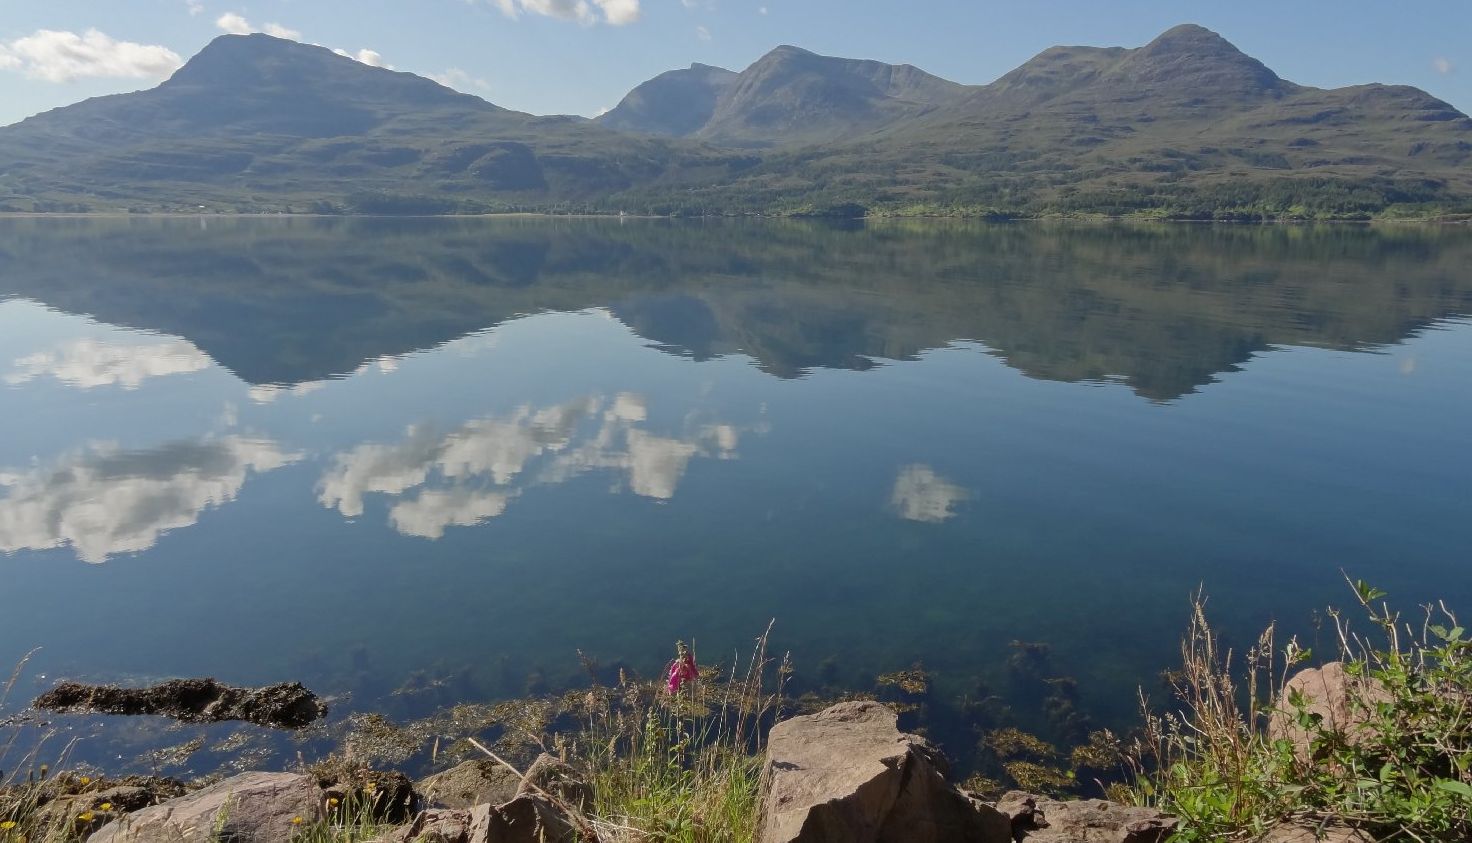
1130;580;1472;841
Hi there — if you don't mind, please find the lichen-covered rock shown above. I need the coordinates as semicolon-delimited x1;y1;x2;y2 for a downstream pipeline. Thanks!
418;760;521;809
759;700;1011;843
89;771;323;842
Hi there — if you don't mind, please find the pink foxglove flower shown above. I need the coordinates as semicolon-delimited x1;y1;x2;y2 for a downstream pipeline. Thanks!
666;643;698;694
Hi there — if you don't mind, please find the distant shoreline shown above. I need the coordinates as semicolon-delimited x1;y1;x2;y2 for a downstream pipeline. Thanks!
0;211;1467;224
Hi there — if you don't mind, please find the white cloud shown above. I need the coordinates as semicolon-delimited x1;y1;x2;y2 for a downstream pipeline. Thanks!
0;29;183;83
215;12;252;35
7;338;211;390
890;464;968;523
758;6;768;15
1433;56;1454;75
215;13;300;41
597;0;641;24
263;23;302;40
0;436;298;563
187;0;206;16
488;0;641;26
696;25;711;41
333;48;391;69
430;67;492;92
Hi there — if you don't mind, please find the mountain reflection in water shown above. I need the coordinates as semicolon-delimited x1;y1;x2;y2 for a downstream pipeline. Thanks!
3;217;1470;400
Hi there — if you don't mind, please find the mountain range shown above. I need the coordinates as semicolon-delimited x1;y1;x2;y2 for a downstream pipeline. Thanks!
0;24;1468;218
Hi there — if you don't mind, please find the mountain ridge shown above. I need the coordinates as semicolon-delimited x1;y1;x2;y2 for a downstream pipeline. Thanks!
1;25;1469;219
598;43;971;147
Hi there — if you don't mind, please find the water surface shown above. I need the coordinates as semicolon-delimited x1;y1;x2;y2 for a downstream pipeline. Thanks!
1;218;1469;770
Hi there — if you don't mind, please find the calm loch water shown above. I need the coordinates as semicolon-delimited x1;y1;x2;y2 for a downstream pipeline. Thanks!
1;218;1470;770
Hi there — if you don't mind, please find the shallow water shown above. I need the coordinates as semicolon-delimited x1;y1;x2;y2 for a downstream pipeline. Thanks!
1;218;1470;770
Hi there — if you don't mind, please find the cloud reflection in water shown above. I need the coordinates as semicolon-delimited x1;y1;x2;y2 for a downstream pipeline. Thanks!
0;436;299;563
318;393;747;537
6;338;211;390
890;463;968;523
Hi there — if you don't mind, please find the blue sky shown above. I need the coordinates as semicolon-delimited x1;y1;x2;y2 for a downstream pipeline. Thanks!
1;0;1467;127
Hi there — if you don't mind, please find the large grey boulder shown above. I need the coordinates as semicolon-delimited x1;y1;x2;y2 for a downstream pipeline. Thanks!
89;771;323;842
759;700;1010;843
997;795;1175;843
417;760;521;809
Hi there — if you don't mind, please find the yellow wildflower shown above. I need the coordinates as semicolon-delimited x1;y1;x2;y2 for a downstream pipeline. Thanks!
291;816;303;825
99;803;113;812
77;811;95;822
0;820;16;829
79;777;90;785
327;797;339;807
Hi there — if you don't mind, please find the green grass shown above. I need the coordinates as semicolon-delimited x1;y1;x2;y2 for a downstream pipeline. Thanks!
508;630;783;842
1128;579;1472;841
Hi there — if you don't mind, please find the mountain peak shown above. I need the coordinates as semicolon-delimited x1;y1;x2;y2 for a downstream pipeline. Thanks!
1138;24;1252;61
1149;23;1225;44
1113;22;1285;98
596;62;739;136
766;45;814;58
163;33;485;107
167;33;325;86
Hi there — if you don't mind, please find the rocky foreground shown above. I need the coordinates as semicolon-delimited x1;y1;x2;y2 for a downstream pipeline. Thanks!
78;687;1374;843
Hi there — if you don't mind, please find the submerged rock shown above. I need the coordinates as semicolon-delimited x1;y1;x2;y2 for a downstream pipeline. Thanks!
759;700;1010;843
88;771;323;842
33;677;327;729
